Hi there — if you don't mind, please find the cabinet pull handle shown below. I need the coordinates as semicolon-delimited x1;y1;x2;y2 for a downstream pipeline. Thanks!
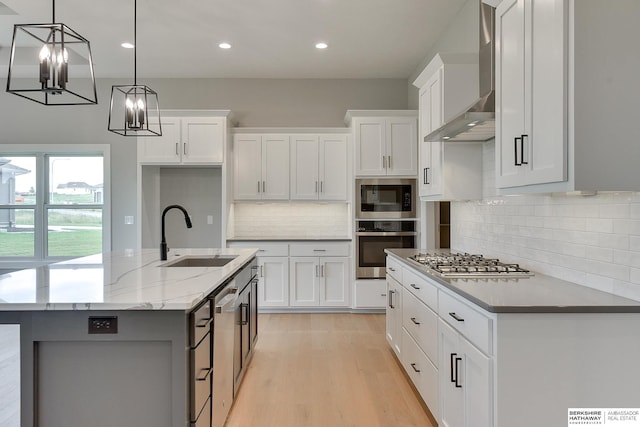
455;356;463;388
257;181;261;193
320;181;323;193
388;155;392;169
514;136;522;166
241;303;249;325
321;264;324;277
315;265;319;277
449;312;464;322
450;353;457;383
313;249;326;252
388;267;396;272
424;167;430;185
196;367;212;381
410;317;420;325
263;181;266;193
175;142;179;156
183;142;187;155
388;289;395;309
520;134;529;165
410;283;420;290
195;318;210;328
410;363;421;373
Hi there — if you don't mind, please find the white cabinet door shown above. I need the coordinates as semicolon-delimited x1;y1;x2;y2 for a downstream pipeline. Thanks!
439;319;491;427
319;257;349;307
386;117;418;176
496;0;566;189
385;275;402;357
138;117;224;164
461;334;491;427
261;135;290;200
138;117;182;163
290;135;319;200
439;320;465;427
257;257;289;308
233;135;289;200
355;118;386;176
289;257;320;307
233;135;262;200
181;117;224;164
419;71;443;197
318;135;348;201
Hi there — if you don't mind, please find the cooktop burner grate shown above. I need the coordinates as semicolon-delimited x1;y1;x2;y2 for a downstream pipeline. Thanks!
408;252;532;278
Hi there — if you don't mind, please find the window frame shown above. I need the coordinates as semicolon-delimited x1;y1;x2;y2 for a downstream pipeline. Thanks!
0;144;111;268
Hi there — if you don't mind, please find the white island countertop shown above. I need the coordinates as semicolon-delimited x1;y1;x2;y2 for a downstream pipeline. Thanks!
0;248;258;311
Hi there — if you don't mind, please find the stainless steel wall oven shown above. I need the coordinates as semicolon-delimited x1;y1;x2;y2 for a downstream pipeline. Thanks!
356;220;417;279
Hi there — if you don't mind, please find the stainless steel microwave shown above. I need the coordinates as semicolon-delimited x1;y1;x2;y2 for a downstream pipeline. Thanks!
356;178;416;219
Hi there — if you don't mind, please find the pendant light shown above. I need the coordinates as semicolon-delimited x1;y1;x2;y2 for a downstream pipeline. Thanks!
6;0;98;105
108;0;162;136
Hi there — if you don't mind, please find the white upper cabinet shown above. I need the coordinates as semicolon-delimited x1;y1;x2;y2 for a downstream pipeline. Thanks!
413;54;482;201
138;114;227;164
290;134;348;201
495;0;640;193
233;134;289;200
346;111;418;177
495;0;566;189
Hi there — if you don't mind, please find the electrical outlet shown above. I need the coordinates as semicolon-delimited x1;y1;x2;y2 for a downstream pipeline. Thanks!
88;316;118;334
124;216;134;225
207;215;213;225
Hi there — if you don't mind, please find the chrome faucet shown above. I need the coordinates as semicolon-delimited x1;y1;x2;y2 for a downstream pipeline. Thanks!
161;204;193;260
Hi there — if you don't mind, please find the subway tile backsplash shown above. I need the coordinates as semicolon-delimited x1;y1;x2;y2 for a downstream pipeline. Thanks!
451;141;640;301
229;202;350;239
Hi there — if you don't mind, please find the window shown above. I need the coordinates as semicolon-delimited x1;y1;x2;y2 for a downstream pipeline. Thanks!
0;146;109;262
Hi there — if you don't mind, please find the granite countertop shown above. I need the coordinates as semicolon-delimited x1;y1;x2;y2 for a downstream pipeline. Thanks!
0;248;258;312
386;248;640;313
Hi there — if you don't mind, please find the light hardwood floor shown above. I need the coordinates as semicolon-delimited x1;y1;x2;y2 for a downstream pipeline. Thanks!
225;313;436;427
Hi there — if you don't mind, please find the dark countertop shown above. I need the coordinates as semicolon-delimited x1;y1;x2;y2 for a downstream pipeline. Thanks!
385;248;640;313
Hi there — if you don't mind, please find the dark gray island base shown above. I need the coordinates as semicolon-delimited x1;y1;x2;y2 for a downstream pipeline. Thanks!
0;248;258;427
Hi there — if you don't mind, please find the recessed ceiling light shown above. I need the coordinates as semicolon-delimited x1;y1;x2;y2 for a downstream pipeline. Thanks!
121;42;134;49
219;42;231;49
315;42;328;49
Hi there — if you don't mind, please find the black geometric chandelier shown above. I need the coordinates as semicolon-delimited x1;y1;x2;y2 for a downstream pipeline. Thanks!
6;0;98;105
108;0;162;136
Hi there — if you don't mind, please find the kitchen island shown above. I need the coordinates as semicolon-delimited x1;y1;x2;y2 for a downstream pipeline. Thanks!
0;247;258;427
385;248;640;427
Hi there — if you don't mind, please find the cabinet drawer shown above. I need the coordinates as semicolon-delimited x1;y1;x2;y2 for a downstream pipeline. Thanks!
190;332;211;421
227;241;289;257
403;288;438;366
439;290;492;355
386;256;402;283
289;242;349;257
190;300;212;347
402;329;439;419
403;267;438;311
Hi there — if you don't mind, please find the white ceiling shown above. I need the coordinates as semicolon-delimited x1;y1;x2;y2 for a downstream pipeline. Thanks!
0;0;468;79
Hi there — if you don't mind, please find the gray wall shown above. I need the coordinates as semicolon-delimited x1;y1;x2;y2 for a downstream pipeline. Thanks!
407;0;479;108
0;77;408;251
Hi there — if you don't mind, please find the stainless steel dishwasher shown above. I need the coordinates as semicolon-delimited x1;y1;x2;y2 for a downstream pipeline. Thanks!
212;283;237;427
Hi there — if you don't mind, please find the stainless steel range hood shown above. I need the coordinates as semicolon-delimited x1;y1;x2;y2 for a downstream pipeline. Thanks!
424;2;495;143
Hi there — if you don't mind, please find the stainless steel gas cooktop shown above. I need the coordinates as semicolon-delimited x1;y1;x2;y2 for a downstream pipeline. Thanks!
408;252;533;278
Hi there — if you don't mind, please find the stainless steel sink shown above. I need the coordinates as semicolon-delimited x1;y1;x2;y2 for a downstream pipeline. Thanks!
163;255;238;268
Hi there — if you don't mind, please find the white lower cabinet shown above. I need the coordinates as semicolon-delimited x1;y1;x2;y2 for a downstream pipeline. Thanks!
256;256;289;308
230;241;351;310
439;319;491;427
289;256;349;307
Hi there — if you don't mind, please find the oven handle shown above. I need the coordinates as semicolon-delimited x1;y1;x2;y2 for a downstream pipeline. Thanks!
355;232;417;236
